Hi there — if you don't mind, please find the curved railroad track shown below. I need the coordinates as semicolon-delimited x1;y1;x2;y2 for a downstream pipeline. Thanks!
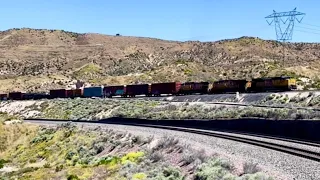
25;119;320;162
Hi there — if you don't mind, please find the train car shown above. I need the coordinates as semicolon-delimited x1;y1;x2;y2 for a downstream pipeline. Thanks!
66;89;83;98
8;92;23;100
0;93;8;100
73;89;83;98
179;82;209;95
50;89;67;99
66;89;74;98
104;85;126;98
22;93;50;100
210;79;249;94
126;84;150;97
83;86;104;98
249;76;297;92
151;82;181;96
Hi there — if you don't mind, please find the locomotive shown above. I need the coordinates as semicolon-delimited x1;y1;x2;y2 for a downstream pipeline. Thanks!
0;76;297;100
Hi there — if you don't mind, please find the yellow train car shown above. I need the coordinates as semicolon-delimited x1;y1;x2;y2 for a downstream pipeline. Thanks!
250;76;297;92
210;80;249;93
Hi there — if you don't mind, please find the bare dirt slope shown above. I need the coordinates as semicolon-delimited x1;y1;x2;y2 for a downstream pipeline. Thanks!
0;28;320;92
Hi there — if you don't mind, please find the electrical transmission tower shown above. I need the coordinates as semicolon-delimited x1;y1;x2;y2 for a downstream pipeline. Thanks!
265;8;306;67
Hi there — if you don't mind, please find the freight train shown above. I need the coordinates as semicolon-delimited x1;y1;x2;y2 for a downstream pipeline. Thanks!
0;76;297;101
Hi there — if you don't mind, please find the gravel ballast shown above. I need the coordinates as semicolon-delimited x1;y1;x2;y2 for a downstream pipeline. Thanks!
27;120;320;180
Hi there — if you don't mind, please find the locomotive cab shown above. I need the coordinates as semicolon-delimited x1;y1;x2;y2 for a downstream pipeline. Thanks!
288;78;297;90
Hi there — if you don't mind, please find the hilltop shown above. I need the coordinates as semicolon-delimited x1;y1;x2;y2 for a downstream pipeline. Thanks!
0;28;320;92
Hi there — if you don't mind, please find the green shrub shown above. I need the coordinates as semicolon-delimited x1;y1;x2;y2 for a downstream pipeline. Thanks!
195;158;235;180
55;164;64;172
242;162;260;174
148;151;163;163
240;172;273;180
150;167;185;180
67;174;80;180
43;162;51;168
0;159;8;169
98;156;120;166
132;172;147;180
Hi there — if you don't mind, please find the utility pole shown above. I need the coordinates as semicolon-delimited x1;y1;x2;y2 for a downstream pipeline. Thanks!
265;8;306;68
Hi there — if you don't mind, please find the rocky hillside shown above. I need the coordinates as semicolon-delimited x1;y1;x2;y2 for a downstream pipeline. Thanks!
0;28;320;92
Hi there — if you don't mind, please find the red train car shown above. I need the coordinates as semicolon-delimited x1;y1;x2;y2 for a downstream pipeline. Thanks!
66;89;83;98
151;82;181;96
179;82;209;95
50;89;67;99
73;89;83;98
8;92;23;100
126;84;150;97
66;89;74;98
104;85;126;98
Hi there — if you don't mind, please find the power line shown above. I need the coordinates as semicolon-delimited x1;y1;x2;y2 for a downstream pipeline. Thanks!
300;22;320;28
295;29;320;35
296;25;320;32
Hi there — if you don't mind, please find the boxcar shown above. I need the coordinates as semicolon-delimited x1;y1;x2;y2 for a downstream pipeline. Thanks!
249;76;297;92
83;86;104;98
50;89;67;99
126;84;150;97
8;92;23;100
0;94;8;100
66;89;74;98
23;93;50;100
66;89;83;98
151;82;181;96
73;89;83;98
34;93;50;100
179;82;209;95
210;80;249;94
104;85;126;98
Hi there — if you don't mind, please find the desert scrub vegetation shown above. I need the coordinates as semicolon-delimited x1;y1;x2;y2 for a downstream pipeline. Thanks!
0;112;22;123
35;98;124;120
32;98;160;120
195;158;272;180
0;122;272;179
259;92;320;108
111;101;320;120
6;98;320;121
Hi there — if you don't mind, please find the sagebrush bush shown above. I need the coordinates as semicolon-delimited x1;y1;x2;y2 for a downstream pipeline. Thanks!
195;158;235;180
242;162;260;174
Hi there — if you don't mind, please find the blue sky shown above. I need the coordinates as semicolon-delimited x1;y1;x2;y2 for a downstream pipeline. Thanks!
0;0;319;42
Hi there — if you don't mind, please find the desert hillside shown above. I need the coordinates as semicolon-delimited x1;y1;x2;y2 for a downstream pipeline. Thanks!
0;28;320;92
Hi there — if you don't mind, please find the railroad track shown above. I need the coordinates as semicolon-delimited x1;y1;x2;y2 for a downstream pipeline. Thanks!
209;129;320;148
136;124;320;162
25;119;320;162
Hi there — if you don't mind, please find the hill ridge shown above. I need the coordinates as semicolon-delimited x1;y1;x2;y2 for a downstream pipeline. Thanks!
0;28;319;92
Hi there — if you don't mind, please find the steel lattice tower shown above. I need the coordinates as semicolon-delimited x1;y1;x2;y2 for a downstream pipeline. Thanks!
265;8;306;67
